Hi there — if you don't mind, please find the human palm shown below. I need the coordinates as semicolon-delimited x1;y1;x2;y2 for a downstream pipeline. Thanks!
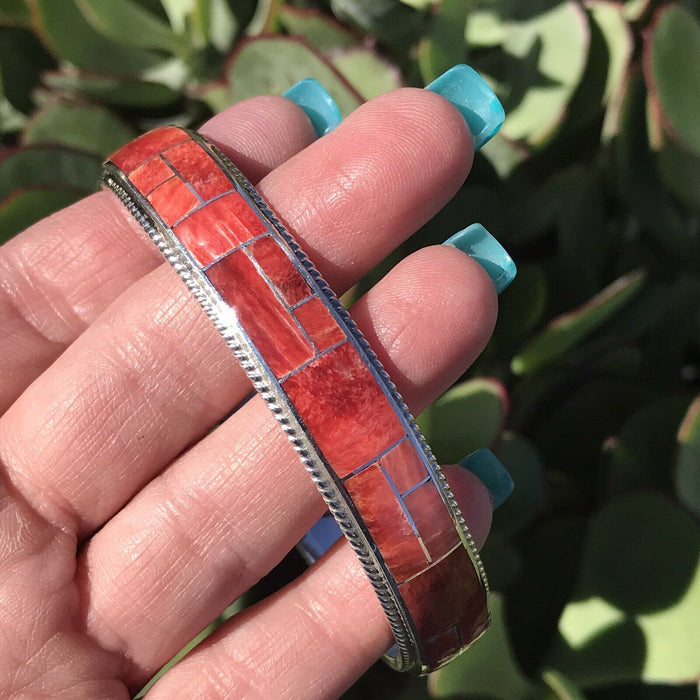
0;90;496;698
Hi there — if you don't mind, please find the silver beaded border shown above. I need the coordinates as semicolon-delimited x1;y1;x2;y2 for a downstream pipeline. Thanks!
102;129;489;674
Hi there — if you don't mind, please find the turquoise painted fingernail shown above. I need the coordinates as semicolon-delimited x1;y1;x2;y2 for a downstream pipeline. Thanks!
459;448;514;509
425;65;505;150
282;78;342;137
443;223;517;294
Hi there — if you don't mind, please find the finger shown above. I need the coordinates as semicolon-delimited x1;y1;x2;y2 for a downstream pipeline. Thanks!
0;96;317;413
79;245;497;686
147;479;491;700
0;88;476;536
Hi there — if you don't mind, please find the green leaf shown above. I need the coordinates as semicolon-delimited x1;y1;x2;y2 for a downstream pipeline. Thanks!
613;68;698;264
0;187;82;242
541;669;589;700
493;264;548;345
622;0;652;21
605;395;693;498
466;8;507;48
428;594;536;699
417;0;469;84
557;169;610;297
30;0;165;75
416;378;507;464
0;0;30;26
645;4;700;158
0;146;101;201
0;26;55;114
480;538;522;591
23;100;137;157
512;269;646;375
330;47;402;101
501;2;590;146
587;1;633;107
676;395;700;518
490;431;545;540
507;516;589;675
200;36;362;116
73;0;184;53
194;0;238;53
549;493;700;685
43;71;180;109
278;6;359;52
533;378;651;485
657;134;700;213
330;0;428;52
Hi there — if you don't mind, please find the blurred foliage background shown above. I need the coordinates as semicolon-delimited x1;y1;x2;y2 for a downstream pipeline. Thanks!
1;0;699;698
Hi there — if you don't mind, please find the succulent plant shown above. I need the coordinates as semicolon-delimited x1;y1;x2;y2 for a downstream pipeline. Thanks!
1;1;698;698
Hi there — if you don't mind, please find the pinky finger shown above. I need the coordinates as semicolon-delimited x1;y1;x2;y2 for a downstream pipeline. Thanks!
146;468;492;700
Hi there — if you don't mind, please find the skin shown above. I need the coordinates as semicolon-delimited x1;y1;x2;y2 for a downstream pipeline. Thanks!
0;89;498;699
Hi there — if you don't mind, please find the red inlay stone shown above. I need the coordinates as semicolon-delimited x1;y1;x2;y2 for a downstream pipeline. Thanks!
380;438;427;494
458;598;490;652
110;126;189;174
206;249;314;377
162;140;232;200
294;297;345;351
423;626;460;667
283;341;405;476
174;192;267;267
399;546;486;646
129;157;174;195
247;236;311;305
344;464;428;582
403;481;460;561
147;177;200;227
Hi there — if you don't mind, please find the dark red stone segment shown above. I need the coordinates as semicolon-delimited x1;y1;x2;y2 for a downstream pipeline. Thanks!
174;192;266;267
399;545;487;658
380;438;427;494
294;297;345;351
129;157;173;195
110;126;189;173
248;236;311;306
423;626;460;667
403;482;461;561
343;464;428;582
162;140;232;200
206;249;314;377
283;341;405;476
458;600;490;654
147;177;200;227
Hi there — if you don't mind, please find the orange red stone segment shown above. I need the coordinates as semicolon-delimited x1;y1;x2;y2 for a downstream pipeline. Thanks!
174;192;266;267
147;177;200;227
248;235;312;305
283;341;406;476
206;249;314;377
293;297;345;351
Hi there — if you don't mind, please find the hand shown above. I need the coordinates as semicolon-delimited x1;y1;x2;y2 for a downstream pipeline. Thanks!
0;89;498;698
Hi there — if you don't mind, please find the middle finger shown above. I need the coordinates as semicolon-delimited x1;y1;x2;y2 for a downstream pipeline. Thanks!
0;88;474;537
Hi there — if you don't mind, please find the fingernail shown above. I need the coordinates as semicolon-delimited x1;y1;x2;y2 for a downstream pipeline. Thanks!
459;448;514;509
282;78;342;137
425;64;505;150
443;222;517;294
